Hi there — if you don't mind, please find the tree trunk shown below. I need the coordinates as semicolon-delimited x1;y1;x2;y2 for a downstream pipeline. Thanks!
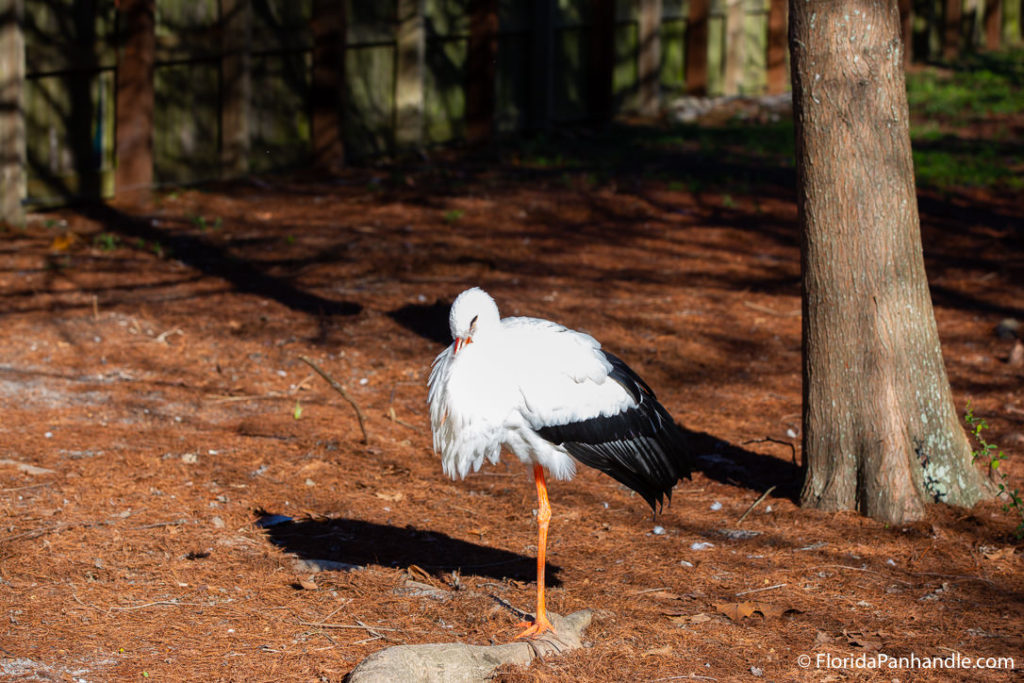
789;0;992;524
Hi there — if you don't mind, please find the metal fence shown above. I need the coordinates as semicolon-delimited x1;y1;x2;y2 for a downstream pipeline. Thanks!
2;0;1019;210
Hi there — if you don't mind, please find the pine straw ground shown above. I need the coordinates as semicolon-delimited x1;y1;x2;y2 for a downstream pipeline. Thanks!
1;130;1022;682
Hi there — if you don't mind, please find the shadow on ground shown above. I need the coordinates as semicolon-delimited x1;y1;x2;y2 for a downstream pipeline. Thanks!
257;513;561;585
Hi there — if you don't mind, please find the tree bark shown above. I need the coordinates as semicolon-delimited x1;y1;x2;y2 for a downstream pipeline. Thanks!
789;0;992;524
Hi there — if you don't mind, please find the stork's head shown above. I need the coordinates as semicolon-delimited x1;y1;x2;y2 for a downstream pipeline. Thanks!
449;287;499;354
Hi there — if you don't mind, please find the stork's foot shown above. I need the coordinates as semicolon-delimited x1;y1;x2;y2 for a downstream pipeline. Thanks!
514;614;556;639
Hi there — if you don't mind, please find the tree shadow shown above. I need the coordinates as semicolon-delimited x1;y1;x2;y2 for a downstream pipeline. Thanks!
74;202;361;320
388;299;452;347
257;513;561;585
685;428;803;501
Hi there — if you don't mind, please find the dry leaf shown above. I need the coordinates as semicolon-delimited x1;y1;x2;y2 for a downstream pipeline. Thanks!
642;645;673;657
297;577;318;591
49;233;79;252
716;601;757;621
983;547;1015;561
842;630;883;651
812;630;834;647
374;491;405;502
715;601;794;621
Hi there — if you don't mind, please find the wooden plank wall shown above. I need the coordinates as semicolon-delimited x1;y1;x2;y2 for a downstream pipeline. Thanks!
9;0;1019;207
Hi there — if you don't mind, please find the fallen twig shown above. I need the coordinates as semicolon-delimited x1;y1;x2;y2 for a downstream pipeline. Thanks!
297;620;400;632
0;459;56;476
387;406;418;430
154;328;184;344
207;392;286;404
298;355;369;443
736;485;777;525
2;518;115;543
0;482;54;493
131;518;189;530
735;583;787;597
742;437;797;465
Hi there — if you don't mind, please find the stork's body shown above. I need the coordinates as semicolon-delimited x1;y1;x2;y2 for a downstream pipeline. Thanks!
428;288;693;638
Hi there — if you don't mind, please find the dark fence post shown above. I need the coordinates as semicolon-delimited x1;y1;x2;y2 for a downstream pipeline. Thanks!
222;0;252;177
395;0;425;150
589;0;614;123
467;0;497;142
898;0;913;64
766;0;787;94
311;0;345;169
115;0;155;201
637;0;661;116
942;0;962;58
530;0;554;130
685;0;709;96
0;0;24;225
984;0;1002;50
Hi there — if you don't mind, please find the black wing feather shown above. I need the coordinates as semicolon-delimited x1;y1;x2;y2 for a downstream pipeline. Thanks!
536;351;694;511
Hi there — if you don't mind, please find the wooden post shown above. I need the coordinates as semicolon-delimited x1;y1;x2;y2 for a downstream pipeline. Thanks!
589;0;615;123
529;0;554;129
311;0;345;168
0;0;24;225
723;0;745;95
942;0;962;59
983;0;1002;49
115;0;155;200
686;0;710;96
637;0;661;117
395;0;424;150
467;0;498;142
898;0;914;64
221;0;252;177
766;0;787;94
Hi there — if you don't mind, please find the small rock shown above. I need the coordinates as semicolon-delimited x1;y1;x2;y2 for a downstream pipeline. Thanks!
652;525;666;535
292;558;363;573
995;318;1020;340
718;528;762;540
690;541;715;551
211;516;225;529
1009;340;1024;367
710;501;723;511
181;452;198;464
751;666;764;677
680;560;694;567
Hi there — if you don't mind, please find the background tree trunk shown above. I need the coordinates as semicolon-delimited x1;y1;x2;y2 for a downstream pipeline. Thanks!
789;0;992;524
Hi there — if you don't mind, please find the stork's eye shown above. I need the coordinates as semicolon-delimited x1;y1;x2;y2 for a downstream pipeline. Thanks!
469;315;478;331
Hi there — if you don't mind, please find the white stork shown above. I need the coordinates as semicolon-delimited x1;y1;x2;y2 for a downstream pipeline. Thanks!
427;287;693;639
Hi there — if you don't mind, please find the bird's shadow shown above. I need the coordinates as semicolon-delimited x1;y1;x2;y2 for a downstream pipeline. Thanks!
256;513;562;586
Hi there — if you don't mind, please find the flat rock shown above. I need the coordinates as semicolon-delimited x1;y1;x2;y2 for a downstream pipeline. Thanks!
346;609;593;683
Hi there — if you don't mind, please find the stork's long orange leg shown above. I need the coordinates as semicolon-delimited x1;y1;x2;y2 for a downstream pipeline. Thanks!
515;463;556;639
